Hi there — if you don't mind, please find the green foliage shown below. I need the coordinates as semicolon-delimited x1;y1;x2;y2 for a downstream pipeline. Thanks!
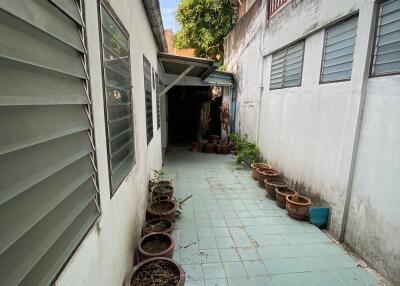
149;170;171;196
175;0;238;61
229;133;260;165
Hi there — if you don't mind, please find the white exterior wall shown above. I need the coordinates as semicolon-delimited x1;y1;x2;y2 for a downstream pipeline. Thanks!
55;0;163;285
225;0;400;283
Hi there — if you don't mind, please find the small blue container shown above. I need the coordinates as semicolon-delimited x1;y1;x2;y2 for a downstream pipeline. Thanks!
309;207;329;228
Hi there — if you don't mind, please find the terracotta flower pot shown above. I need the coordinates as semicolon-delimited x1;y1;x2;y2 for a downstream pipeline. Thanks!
137;232;175;261
210;135;220;143
151;194;170;202
143;218;174;235
257;168;279;187
275;188;297;208
264;178;288;200
251;163;272;180
124;257;185;286
152;184;173;199
217;143;231;154
147;200;178;219
286;195;312;220
191;142;200;152
203;142;216;153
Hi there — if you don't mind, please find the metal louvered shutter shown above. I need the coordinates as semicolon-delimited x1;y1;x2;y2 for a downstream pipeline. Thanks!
144;57;154;143
321;16;358;82
0;1;100;285
270;41;304;89
372;0;400;76
99;2;135;194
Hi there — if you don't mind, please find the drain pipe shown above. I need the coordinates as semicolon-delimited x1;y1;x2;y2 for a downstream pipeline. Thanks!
142;0;168;52
339;5;377;242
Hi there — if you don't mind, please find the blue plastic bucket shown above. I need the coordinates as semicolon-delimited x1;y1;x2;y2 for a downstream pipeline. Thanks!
309;207;329;228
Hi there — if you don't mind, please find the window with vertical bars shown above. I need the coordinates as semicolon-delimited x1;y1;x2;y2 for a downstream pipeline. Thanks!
321;16;358;83
371;0;400;76
100;2;135;195
156;73;161;129
144;56;154;143
270;41;305;89
0;1;100;285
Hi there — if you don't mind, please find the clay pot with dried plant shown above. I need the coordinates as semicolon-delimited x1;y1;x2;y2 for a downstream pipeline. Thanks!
147;200;178;220
264;178;288;200
137;232;175;261
151;194;170;202
257;168;280;187
216;142;231;154
286;195;312;220
143;218;174;236
191;142;200;152
275;188;297;208
251;163;272;180
124;257;185;286
203;142;216;153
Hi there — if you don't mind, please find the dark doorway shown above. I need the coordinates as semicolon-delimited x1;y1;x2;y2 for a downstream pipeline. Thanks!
167;86;222;148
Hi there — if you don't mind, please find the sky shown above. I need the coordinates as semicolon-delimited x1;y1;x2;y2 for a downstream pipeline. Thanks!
160;0;181;32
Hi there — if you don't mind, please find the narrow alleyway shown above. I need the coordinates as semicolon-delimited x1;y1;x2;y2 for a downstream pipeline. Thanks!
164;151;379;286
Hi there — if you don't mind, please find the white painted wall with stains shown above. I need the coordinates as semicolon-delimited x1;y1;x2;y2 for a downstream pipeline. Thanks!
225;0;400;283
54;0;163;285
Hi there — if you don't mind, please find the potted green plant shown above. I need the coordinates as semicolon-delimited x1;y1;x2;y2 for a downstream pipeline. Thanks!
137;232;175;261
147;200;178;220
124;257;185;286
149;170;173;200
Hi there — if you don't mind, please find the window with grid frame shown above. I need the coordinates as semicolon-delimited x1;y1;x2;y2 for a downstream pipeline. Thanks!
99;2;135;195
320;16;359;83
270;41;305;89
371;0;400;77
143;56;154;143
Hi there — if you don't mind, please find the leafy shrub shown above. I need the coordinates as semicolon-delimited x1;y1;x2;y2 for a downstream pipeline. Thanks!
229;133;260;165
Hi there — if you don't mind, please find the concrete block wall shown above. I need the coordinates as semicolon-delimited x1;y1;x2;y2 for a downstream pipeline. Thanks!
225;0;400;283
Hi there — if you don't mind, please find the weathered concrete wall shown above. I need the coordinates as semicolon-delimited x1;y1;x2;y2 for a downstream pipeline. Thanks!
225;0;400;283
55;0;163;285
346;75;400;284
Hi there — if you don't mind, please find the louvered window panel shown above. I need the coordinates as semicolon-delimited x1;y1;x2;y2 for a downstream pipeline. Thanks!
372;0;400;76
156;73;161;129
321;16;358;82
144;57;154;143
0;1;100;285
270;41;304;89
100;3;135;194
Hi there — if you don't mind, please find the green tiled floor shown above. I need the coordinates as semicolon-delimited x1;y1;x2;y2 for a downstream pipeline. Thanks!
164;151;379;286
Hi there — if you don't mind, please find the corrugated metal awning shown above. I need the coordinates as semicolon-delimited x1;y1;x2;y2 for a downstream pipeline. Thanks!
158;52;219;79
